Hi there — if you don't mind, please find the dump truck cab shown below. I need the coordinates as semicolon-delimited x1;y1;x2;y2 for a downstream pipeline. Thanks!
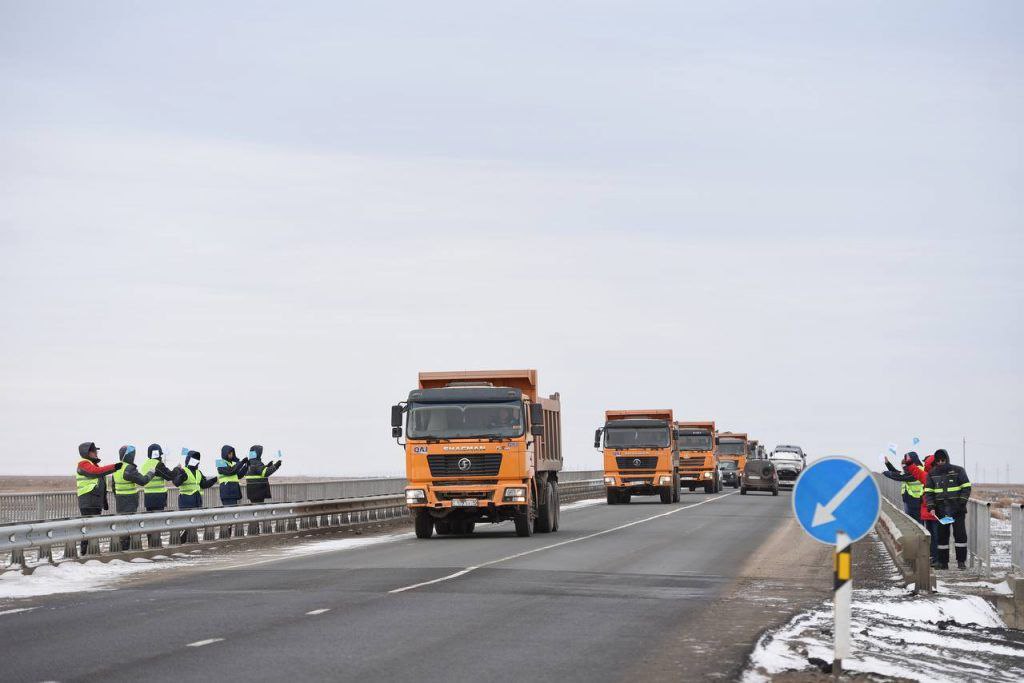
393;369;562;539
596;409;679;505
715;432;748;489
675;420;720;494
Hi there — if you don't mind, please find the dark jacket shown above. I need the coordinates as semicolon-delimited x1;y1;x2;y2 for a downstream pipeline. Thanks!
244;445;282;503
883;460;918;504
217;445;249;503
925;461;972;517
175;464;218;510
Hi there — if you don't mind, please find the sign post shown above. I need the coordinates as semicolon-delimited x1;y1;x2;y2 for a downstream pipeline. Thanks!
793;457;880;676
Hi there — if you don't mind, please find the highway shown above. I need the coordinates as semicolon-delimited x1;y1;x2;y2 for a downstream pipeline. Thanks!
1;490;832;682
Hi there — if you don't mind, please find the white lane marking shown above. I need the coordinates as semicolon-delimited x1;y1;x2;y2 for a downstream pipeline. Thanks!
186;638;225;647
389;492;735;594
306;608;331;615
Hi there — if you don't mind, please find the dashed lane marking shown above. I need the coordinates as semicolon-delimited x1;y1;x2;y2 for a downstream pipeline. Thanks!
306;608;331;615
186;638;225;647
389;492;736;594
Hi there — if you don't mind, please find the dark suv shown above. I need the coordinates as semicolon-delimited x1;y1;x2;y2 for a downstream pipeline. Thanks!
718;460;740;488
740;460;779;496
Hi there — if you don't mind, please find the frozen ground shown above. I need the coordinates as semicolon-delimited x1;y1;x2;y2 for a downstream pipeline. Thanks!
744;535;1024;682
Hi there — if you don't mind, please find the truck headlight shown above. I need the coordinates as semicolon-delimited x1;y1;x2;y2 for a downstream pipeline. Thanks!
659;475;672;485
703;472;712;479
405;489;426;504
503;487;527;502
604;476;615;485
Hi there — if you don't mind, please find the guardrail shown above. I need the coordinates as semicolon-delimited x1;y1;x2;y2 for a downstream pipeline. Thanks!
1013;504;1024;575
2;476;605;571
967;498;991;576
1;471;605;525
872;479;933;593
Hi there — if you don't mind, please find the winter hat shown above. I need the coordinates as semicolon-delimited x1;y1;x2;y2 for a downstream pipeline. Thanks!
933;448;950;463
78;442;99;458
249;444;264;459
148;443;164;459
185;450;200;467
221;445;236;460
119;445;137;464
902;451;922;467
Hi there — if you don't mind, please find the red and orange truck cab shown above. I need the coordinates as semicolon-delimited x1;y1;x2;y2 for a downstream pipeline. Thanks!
675;420;720;493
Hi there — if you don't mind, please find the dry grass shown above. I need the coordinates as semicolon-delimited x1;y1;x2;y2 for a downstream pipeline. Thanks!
971;484;1024;520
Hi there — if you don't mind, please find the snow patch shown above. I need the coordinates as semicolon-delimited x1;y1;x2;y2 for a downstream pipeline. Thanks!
0;556;206;600
744;588;1023;682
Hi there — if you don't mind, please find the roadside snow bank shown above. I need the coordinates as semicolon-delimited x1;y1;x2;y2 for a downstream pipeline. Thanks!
0;558;202;600
744;587;1024;682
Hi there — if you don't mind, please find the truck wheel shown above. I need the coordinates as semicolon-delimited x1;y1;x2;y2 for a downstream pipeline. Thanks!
659;486;673;504
452;520;474;534
414;510;434;539
772;488;779;496
621;492;631;504
606;489;618;505
435;520;452;536
536;481;555;533
740;487;747;495
513;507;534;537
688;486;695;492
551;483;561;532
703;482;713;494
672;475;680;503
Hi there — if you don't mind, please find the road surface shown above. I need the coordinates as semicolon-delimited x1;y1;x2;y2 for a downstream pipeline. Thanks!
0;490;832;682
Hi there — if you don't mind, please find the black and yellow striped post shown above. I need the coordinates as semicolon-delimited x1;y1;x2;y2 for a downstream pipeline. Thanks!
833;530;852;677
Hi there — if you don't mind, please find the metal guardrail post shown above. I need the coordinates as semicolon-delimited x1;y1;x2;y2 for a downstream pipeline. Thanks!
967;499;991;576
1012;504;1024;575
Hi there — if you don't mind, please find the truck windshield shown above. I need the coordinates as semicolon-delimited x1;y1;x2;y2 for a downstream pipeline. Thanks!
605;426;670;448
719;460;738;470
717;441;746;455
677;431;713;451
407;401;524;439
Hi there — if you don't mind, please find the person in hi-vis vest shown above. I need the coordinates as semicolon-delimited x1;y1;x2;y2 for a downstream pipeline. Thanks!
112;445;153;550
244;445;282;504
175;450;218;510
139;443;177;512
75;442;120;555
216;445;249;506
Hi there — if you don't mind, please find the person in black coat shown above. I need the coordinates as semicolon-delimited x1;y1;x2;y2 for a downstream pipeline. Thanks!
244;444;282;504
924;448;972;570
216;445;249;506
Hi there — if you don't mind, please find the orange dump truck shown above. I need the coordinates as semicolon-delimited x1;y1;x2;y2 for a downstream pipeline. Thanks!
715;432;748;489
596;409;679;504
392;369;562;539
675;421;721;493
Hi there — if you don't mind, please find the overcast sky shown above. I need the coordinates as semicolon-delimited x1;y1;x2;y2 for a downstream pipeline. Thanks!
1;2;1021;480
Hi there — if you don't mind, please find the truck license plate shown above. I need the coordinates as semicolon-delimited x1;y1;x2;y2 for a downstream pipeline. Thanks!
747;475;760;480
451;499;478;507
629;481;647;486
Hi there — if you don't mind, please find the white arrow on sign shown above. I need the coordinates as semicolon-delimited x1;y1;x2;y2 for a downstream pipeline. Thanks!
811;467;871;527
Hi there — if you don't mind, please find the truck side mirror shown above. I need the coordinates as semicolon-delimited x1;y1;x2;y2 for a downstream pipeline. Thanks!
594;428;603;449
531;423;544;437
672;429;681;439
529;403;544;424
391;404;403;428
392;426;403;438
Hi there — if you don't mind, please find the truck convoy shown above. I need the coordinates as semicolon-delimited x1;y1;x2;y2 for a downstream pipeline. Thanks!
675;421;720;493
715;432;749;488
392;369;563;539
596;409;679;504
770;444;806;488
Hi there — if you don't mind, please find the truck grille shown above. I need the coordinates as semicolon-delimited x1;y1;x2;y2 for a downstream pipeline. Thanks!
616;456;659;469
679;456;706;468
427;454;502;477
434;490;493;501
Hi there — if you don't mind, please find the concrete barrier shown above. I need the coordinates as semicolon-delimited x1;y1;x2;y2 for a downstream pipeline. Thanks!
874;496;933;593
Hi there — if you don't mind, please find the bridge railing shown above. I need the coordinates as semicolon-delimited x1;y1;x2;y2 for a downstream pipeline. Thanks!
1012;504;1024;575
1;475;605;570
0;471;605;525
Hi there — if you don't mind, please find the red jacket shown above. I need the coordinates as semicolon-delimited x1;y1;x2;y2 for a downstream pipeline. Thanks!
907;455;938;522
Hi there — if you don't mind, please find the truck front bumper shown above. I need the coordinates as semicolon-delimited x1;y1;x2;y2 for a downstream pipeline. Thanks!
404;483;529;510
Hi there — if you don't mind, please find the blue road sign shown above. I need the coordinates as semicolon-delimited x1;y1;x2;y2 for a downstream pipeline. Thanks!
792;456;880;544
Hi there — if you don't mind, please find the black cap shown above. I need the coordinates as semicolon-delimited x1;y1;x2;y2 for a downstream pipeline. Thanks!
78;442;99;457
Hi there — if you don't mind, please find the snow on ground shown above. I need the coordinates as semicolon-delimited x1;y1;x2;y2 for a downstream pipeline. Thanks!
991;515;1012;573
559;498;603;512
744;586;1024;682
0;557;208;600
271;532;413;558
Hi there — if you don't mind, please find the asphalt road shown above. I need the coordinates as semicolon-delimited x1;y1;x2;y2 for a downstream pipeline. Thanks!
0;489;832;682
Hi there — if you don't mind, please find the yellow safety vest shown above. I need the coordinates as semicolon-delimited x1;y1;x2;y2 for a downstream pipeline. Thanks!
218;460;239;484
179;467;202;496
900;480;924;499
76;459;100;497
113;466;140;495
140;458;167;493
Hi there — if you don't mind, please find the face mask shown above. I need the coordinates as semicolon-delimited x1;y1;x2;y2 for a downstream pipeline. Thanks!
248;450;258;460
186;457;198;467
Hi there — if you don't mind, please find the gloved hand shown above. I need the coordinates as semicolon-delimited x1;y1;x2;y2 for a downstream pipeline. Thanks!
114;461;125;471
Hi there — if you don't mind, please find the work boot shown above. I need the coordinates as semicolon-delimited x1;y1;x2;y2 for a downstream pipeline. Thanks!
936;563;949;570
957;561;967;570
931;559;942;569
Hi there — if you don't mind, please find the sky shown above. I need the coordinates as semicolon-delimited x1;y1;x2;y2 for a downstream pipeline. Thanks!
1;2;1021;480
